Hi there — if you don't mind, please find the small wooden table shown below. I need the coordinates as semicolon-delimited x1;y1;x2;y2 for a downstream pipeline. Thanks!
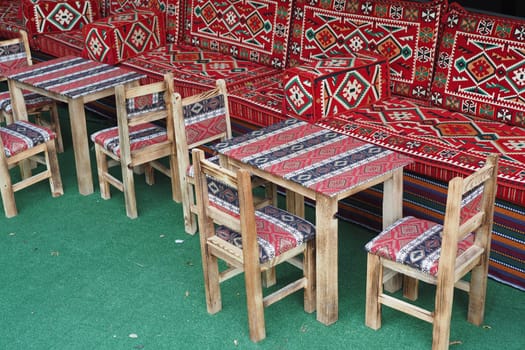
7;56;145;195
214;118;414;325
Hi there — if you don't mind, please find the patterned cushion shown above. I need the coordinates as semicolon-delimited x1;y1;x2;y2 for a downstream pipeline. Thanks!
108;0;183;43
125;91;166;117
0;90;55;114
183;0;295;68
365;216;474;276
183;94;228;145
33;30;85;57
22;0;99;35
213;204;316;263
430;3;525;127
317;96;525;207
283;53;390;122
288;0;447;100
90;122;167;157
82;9;165;64
0;2;25;40
1;120;55;157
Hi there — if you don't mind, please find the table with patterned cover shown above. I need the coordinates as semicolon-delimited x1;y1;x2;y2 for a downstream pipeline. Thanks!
214;118;414;325
7;56;145;195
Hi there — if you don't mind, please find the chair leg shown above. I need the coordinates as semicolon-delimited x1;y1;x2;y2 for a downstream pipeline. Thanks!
200;220;222;314
144;163;155;185
303;240;316;313
365;253;383;330
95;145;111;200
403;276;419;301
182;181;198;234
44;140;63;197
121;163;138;218
244;258;266;342
432;279;455;350
0;159;17;217
467;258;489;326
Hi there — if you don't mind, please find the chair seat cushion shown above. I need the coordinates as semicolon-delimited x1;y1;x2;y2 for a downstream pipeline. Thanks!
365;216;474;276
1;120;55;157
0;90;55;114
214;204;315;263
90;122;167;157
209;176;315;263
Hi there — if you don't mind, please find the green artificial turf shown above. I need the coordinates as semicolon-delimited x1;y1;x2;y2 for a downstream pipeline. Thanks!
0;109;523;350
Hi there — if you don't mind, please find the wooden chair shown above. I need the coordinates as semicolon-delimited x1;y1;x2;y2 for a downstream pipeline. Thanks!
0;120;63;217
364;154;499;350
192;148;316;342
91;73;180;218
0;30;63;153
173;79;275;235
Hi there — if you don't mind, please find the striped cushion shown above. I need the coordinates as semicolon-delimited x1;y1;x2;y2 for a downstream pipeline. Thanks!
1;120;55;157
184;94;227;145
0;90;55;113
0;42;27;76
208;176;315;263
90;123;167;157
365;216;474;276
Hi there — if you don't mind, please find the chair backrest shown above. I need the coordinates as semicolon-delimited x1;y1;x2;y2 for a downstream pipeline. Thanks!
438;154;499;280
173;79;231;167
114;73;175;167
0;30;32;81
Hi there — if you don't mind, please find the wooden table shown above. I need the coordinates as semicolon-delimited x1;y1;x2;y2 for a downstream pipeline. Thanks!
7;56;145;195
214;118;414;325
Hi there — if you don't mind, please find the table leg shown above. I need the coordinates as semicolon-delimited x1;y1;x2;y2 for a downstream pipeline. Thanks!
68;99;94;195
315;194;339;325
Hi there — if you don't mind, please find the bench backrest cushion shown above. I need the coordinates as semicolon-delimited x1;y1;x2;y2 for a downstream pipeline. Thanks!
288;0;447;100
183;0;294;69
107;0;183;43
430;3;525;127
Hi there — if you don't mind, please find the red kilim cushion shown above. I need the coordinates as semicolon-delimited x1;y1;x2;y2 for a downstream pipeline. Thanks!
183;0;294;68
82;9;165;64
365;216;474;276
183;94;228;146
22;0;99;35
0;41;28;77
0;90;55;114
288;0;447;100
90;123;167;157
430;3;525;127
283;52;390;122
1;120;55;157
108;0;183;43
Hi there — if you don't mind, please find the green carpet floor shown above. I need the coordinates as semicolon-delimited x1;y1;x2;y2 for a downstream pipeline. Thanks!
1;110;523;350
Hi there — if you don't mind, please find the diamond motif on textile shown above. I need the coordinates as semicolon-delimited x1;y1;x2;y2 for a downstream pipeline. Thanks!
85;29;111;62
285;78;313;116
334;72;369;108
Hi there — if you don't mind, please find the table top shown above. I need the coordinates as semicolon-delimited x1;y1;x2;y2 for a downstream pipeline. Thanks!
214;118;414;198
7;56;145;99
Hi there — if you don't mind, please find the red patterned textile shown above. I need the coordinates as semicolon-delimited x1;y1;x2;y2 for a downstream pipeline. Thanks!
1;120;55;157
283;53;390;122
430;3;525;127
0;90;55;114
0;43;28;78
183;0;294;68
22;0;99;35
121;44;281;95
82;9;164;64
365;216;474;276
183;94;228;145
34;30;85;57
90;122;167;157
318;96;525;206
108;0;182;43
288;0;447;100
0;2;26;40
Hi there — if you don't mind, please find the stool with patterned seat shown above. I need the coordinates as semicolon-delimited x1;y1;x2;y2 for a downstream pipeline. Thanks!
0;120;63;217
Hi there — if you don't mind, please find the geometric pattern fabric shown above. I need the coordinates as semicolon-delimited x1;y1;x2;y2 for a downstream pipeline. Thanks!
287;0;447;100
22;0;99;35
317;96;525;206
183;94;228;146
283;53;390;122
82;9;164;64
1;120;56;157
184;0;295;68
431;3;525;127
